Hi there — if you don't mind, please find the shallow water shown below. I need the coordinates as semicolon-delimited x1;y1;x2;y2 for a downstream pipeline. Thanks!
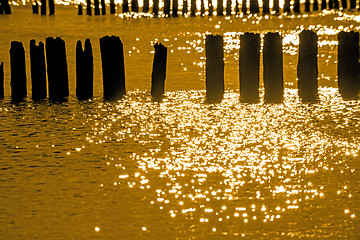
1;6;360;239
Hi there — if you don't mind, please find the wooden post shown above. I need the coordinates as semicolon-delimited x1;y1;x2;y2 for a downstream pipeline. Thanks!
200;0;205;15
76;39;93;100
99;36;126;100
241;0;246;14
45;37;69;101
164;0;170;15
101;0;106;14
206;35;224;102
78;4;83;15
143;0;149;12
334;0;339;9
151;43;167;101
313;0;319;11
208;0;213;15
350;0;356;9
191;0;196;16
263;0;270;14
321;0;326;9
49;0;54;15
30;40;47;100
110;0;115;14
33;2;39;14
250;0;259;13
0;62;3;99
94;0;100;15
297;30;318;102
217;0;223;15
10;41;27;101
2;0;11;14
123;0;129;12
172;0;178;16
41;0;46;15
263;33;284;103
153;0;158;15
305;0;310;11
328;0;334;9
337;31;360;99
284;0;291;12
293;0;300;13
131;0;138;12
239;33;260;103
273;0;279;12
0;1;3;14
235;0;239;14
87;0;92;15
226;0;231;15
182;0;188;15
341;0;347;8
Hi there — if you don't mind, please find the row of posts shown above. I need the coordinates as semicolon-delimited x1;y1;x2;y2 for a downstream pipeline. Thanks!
31;0;55;15
0;31;359;102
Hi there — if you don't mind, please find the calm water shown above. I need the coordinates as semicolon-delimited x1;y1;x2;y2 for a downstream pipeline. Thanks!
1;5;360;239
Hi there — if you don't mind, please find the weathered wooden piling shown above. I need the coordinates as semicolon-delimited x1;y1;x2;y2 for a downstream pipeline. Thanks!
86;0;92;15
191;0;196;16
337;31;360;99
263;0;270;14
250;0;259;13
94;0;100;15
226;0;231;15
239;33;260;103
273;0;279;12
49;0;54;15
164;0;170;15
143;0;149;12
293;0;300;13
45;37;69;101
123;0;129;13
350;0;356;9
2;0;11;14
217;0;223;15
41;0;46;15
241;0;247;14
153;0;159;15
263;33;284;103
321;0;326;9
313;0;319;11
131;0;138;12
297;30;318;102
305;0;310;12
30;40;47;100
172;0;178;16
235;0;239;14
0;62;3;99
78;4;83;15
99;36;126;100
341;0;347;8
208;0;213;15
101;0;106;14
206;35;224;102
183;0;188;14
10;41;27;101
76;39;93;100
32;2;39;14
200;0;205;15
110;0;115;14
284;0;291;13
151;43;167;101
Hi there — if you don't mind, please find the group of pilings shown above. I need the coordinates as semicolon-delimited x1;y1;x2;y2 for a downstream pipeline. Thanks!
31;0;55;15
0;31;359;102
0;0;11;14
77;0;360;17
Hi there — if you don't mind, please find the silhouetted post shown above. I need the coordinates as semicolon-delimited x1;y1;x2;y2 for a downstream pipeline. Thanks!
2;0;11;14
30;40;47;100
263;33;284;103
0;62;3;99
153;0;158;15
164;0;170;15
208;0;213;15
273;0;279;12
143;0;149;12
46;37;69;101
338;31;360;99
131;0;138;12
99;36;126;100
305;0;310;11
151;43;167;101
241;0;247;14
41;0;46;15
350;0;356;9
313;0;319;11
110;0;115;13
49;0;54;15
10;41;27;101
250;0;259;13
94;0;100;14
172;0;178;16
334;0;339;9
284;0;291;12
191;0;196;16
293;0;300;13
328;0;334;9
206;35;224;102
321;0;326;9
297;30;318;102
101;0;106;14
0;2;3;14
239;33;260;103
226;0;231;15
123;0;129;13
78;4;83;15
200;0;205;15
32;2;39;14
341;0;347;8
217;0;223;15
182;0;188;14
76;39;93;100
86;0;92;15
263;0;270;14
235;0;239;14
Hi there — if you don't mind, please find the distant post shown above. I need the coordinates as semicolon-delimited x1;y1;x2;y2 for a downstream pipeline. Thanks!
200;0;205;15
30;40;47;100
297;30;318;102
241;0;246;14
263;33;284;103
208;0;213;15
153;0;158;15
183;0;188;15
293;0;300;13
191;0;196;16
10;41;27;101
250;0;259;13
350;0;356;9
49;0;54;15
206;35;224;102
110;0;115;14
172;0;178;16
226;0;231;15
313;0;319;11
151;43;167;101
76;39;93;100
263;0;270;14
99;36;126;100
2;0;11;14
235;0;239;14
334;0;339;9
239;33;260;103
341;0;347;8
101;0;106;14
284;0;290;12
143;0;149;12
131;0;138;12
273;0;279;12
33;2;39;14
78;4;83;15
217;0;223;15
321;0;326;9
87;0;92;15
305;0;310;11
328;0;334;9
94;0;100;15
46;37;69;101
164;0;170;15
0;62;4;99
41;0;46;15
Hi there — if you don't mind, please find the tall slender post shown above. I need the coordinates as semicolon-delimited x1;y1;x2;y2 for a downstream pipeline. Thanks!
49;0;54;15
239;33;260;103
208;0;213;15
131;0;138;12
313;0;319;11
101;0;106;14
305;0;310;11
226;0;231;15
0;62;4;99
263;33;284;103
99;36;126;100
241;0;246;14
200;0;205;15
273;0;279;12
321;0;327;9
151;43;167;101
2;0;11;14
206;35;224;102
341;0;347;8
33;2;39;14
172;0;178;16
41;0;46;15
153;0;159;15
78;4;83;15
10;41;27;101
334;0;339;9
328;0;334;9
110;0;115;13
263;0;270;14
94;0;100;14
46;37;69;101
235;0;239;14
76;39;93;100
350;0;356;9
143;0;149;12
293;0;300;13
217;0;223;15
284;0;290;12
87;0;92;15
30;40;47;100
297;30;318;102
164;0;170;15
250;0;259;13
191;0;196;16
